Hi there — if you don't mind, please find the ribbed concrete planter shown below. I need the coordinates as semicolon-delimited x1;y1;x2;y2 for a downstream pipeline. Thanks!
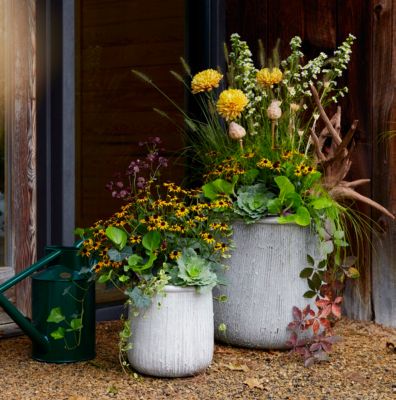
128;285;214;377
214;218;318;349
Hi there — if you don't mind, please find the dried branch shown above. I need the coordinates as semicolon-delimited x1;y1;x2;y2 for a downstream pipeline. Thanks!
330;186;394;219
310;84;341;145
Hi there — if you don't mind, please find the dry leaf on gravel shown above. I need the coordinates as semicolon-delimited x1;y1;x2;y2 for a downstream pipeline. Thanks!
243;377;265;390
221;362;250;372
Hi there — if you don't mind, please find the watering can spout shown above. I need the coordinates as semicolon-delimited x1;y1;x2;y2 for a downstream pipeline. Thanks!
0;249;62;353
0;293;50;353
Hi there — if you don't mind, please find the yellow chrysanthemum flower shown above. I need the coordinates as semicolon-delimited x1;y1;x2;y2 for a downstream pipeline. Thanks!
216;89;249;121
256;67;283;86
191;69;223;94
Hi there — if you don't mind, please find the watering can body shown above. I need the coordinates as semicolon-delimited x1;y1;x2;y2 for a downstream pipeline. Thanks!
0;245;96;363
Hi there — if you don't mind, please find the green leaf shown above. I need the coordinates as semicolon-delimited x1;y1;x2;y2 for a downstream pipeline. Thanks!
105;227;127;250
118;275;130;282
333;230;345;240
70;318;83;330
307;254;315;266
108;246;132;262
300;267;314;278
310;197;334;210
303;290;317;299
318;259;327;269
97;270;112;284
126;287;152;309
308;278;316;291
47;307;65;324
267;198;282;214
127;254;144;267
294;206;311;226
311;272;322;289
334;239;348;247
142;231;161;252
202;179;235;200
74;228;85;237
320;240;334;255
50;326;65;340
346;267;360;279
274;176;295;201
241;169;259;185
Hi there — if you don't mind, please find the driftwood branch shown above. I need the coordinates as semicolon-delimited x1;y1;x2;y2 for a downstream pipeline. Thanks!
310;84;342;145
309;84;394;220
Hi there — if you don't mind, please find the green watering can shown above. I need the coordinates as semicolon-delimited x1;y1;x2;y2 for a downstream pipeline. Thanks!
0;244;95;363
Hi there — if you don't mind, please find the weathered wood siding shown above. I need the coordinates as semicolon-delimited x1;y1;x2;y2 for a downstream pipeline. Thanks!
225;0;395;324
76;0;185;304
371;0;396;327
76;0;185;229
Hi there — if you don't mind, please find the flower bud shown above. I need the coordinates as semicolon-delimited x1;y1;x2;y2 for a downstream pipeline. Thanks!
228;122;246;140
267;100;282;120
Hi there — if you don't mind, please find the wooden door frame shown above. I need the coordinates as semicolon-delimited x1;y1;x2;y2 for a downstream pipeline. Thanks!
4;0;37;316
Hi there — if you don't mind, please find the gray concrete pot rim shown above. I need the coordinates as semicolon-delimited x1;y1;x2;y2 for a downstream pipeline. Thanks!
233;216;282;225
162;285;206;293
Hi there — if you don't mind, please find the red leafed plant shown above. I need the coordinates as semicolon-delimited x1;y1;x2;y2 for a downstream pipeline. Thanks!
287;300;342;367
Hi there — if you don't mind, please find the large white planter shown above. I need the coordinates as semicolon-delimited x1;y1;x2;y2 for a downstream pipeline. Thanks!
128;285;214;377
214;218;318;349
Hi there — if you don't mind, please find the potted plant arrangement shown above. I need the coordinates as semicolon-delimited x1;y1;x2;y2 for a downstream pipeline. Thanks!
179;33;394;361
78;137;232;377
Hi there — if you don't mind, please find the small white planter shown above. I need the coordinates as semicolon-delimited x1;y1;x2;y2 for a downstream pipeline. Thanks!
128;285;214;377
214;218;318;349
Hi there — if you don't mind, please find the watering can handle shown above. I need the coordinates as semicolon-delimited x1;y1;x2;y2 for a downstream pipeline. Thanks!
0;249;62;294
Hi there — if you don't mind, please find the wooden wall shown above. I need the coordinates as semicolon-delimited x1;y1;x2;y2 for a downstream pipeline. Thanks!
225;0;396;325
76;0;185;229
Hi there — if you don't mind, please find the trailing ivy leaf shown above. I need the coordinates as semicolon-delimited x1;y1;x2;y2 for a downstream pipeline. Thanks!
142;231;161;252
311;272;322;289
47;307;65;324
308;278;316;291
126;287;152;309
300;268;314;279
70;318;83;331
320;240;334;255
106;226;127;250
202;178;235;200
333;230;345;240
303;290;317;298
50;326;66;340
318;259;327;269
307;254;315;266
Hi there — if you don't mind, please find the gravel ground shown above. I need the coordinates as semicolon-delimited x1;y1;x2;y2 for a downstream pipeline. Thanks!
0;318;394;400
